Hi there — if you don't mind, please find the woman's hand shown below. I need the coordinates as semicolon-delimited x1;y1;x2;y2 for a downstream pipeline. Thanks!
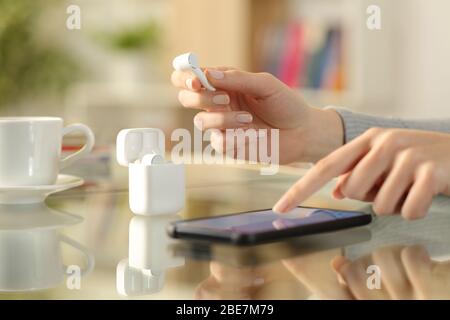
274;128;450;219
171;67;343;163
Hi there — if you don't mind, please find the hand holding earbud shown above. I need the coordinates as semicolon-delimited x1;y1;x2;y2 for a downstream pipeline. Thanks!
171;55;345;164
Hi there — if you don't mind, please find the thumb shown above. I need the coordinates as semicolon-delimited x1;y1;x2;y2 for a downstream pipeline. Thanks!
205;68;282;97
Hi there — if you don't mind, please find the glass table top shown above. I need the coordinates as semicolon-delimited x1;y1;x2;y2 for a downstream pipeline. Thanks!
1;164;450;300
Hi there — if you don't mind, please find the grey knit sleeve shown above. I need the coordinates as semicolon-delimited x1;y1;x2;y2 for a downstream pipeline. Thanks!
330;107;450;143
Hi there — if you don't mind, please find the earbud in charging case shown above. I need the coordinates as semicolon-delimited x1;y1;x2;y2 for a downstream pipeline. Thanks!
116;128;185;215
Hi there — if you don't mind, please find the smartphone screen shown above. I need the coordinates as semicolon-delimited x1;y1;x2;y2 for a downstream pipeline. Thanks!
170;207;371;245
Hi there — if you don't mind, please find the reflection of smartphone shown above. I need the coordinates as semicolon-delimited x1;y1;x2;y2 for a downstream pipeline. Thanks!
167;207;372;245
170;227;372;267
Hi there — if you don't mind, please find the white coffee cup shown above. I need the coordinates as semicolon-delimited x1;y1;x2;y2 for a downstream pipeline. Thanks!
0;117;95;186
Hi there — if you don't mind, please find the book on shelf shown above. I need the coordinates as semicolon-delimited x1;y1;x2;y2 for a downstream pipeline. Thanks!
257;20;346;92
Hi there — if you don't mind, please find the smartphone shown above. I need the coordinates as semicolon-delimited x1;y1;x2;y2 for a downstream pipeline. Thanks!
167;206;372;245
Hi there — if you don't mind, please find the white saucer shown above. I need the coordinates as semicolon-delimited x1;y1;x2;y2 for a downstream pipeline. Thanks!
0;174;84;204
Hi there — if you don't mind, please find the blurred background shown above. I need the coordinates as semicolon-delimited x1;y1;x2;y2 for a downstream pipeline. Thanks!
2;0;450;299
1;0;450;177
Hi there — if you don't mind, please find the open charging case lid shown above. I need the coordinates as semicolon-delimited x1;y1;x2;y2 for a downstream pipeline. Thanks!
116;128;165;166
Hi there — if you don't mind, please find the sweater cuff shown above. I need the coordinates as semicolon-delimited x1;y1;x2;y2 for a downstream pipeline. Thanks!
326;107;406;143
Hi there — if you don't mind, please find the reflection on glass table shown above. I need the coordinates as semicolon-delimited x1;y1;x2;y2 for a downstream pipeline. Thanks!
171;227;371;268
1;164;450;299
0;204;94;292
282;242;450;300
117;215;184;296
174;185;450;300
193;225;450;300
191;197;450;300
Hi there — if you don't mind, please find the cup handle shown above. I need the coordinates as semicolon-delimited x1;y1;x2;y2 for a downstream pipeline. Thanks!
60;234;95;277
60;123;95;169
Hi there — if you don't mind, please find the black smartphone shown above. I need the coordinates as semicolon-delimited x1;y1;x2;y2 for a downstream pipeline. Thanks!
167;206;372;245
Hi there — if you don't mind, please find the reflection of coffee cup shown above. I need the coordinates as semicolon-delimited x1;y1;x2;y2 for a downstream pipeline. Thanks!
0;229;94;292
0;117;94;186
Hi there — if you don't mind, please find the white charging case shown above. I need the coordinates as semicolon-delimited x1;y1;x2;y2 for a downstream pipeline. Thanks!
116;128;185;215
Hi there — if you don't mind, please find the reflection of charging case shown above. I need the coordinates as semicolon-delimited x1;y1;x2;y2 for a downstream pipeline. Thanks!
116;128;185;215
116;259;165;296
116;215;185;296
128;215;184;271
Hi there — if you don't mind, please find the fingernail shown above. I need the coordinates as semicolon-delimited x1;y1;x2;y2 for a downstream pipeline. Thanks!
208;69;224;80
212;94;230;105
336;273;347;286
186;78;193;90
236;113;253;124
273;198;290;213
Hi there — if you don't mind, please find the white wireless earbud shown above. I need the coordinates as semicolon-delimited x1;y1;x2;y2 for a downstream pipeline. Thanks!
138;153;165;165
172;52;216;91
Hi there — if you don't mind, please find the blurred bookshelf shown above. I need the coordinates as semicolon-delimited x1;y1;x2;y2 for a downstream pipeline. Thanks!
248;0;364;108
